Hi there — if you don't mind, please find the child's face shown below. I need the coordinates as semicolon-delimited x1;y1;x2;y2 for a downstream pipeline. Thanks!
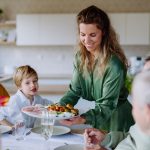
19;76;39;99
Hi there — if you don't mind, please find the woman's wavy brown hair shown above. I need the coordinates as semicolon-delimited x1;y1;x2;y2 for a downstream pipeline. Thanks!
77;5;128;74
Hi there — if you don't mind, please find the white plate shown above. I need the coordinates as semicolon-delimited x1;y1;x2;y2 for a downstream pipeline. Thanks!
31;125;71;135
70;124;92;135
0;125;12;134
22;106;77;120
54;144;84;150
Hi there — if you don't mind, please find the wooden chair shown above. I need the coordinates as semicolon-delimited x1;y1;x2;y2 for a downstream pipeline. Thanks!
0;84;9;96
0;84;9;106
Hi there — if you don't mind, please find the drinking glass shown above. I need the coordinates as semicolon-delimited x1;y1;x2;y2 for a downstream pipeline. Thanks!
14;119;26;141
41;109;55;140
41;110;55;150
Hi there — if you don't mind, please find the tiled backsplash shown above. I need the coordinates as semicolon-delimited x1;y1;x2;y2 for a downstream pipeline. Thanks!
0;45;150;76
0;46;75;75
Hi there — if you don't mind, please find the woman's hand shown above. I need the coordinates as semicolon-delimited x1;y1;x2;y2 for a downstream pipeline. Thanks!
59;116;86;126
84;128;107;148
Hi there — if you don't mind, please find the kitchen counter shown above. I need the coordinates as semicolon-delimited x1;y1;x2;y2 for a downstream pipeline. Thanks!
1;77;71;95
39;79;70;94
0;74;12;82
38;74;72;79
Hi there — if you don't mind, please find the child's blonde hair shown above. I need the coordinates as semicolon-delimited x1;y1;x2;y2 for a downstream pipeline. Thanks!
13;65;38;87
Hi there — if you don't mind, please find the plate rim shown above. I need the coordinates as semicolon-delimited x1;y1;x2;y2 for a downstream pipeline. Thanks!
54;144;84;150
0;125;12;134
22;106;77;120
31;125;71;135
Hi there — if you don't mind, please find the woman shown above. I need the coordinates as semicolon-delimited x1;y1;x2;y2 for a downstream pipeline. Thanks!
60;5;134;132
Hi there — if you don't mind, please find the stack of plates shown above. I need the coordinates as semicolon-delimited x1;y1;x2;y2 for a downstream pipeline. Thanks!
31;125;71;136
54;144;84;150
0;125;12;134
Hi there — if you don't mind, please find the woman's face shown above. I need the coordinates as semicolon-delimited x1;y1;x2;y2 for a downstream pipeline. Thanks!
19;76;39;100
79;23;103;54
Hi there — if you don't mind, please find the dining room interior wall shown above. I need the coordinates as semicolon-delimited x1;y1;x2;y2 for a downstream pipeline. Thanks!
0;0;150;76
0;45;150;76
0;46;75;75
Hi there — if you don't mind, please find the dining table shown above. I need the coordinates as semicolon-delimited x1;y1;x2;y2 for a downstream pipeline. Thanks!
1;126;84;150
0;103;111;150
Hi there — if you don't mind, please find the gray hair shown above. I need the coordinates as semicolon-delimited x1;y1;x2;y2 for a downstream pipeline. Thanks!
132;71;150;105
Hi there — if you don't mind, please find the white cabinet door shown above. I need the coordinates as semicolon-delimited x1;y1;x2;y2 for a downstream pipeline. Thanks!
109;13;126;45
17;14;77;45
17;15;40;45
17;13;150;46
126;13;149;45
40;14;77;45
109;13;150;45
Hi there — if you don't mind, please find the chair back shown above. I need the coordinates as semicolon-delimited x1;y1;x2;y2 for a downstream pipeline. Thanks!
0;84;10;106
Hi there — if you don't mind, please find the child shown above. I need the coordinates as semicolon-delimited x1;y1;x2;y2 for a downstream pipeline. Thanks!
0;65;53;128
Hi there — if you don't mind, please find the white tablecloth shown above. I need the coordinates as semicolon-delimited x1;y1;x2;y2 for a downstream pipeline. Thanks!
1;131;84;150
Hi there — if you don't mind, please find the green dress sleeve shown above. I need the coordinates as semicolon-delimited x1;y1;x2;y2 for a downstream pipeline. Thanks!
60;53;82;106
101;131;129;149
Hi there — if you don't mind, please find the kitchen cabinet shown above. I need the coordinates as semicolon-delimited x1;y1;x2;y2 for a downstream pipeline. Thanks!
40;14;77;45
109;13;126;44
109;13;150;45
17;13;150;46
17;14;77;45
126;13;149;45
17;15;39;45
0;22;16;45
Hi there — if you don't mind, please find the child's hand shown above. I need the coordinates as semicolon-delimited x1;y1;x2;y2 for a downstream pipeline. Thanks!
32;104;43;112
22;105;41;112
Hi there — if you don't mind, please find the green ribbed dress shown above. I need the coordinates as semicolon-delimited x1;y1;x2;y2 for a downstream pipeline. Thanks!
60;52;134;132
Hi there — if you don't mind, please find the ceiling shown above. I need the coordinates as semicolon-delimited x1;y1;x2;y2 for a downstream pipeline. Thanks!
0;0;150;20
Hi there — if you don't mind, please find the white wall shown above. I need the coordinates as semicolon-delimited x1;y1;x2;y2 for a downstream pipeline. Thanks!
0;46;75;75
0;45;150;76
123;45;150;57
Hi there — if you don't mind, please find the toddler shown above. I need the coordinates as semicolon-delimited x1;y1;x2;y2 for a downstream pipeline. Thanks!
0;65;53;128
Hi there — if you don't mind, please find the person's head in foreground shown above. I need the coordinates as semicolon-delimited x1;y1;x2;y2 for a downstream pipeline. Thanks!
13;65;39;100
131;71;150;134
